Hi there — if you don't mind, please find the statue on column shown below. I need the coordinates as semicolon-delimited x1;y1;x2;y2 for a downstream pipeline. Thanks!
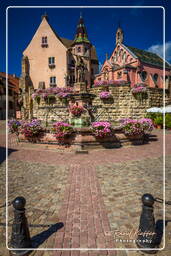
76;56;87;83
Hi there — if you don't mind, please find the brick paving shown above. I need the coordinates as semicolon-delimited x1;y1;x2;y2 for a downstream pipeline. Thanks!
0;121;171;256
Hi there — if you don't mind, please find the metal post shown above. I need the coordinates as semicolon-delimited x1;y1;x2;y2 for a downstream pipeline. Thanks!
10;197;32;255
136;193;157;254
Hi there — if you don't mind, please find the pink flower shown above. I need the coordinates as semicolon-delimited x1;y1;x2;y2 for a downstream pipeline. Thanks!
99;91;111;99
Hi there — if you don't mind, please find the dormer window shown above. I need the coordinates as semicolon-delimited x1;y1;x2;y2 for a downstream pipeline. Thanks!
50;76;56;87
48;57;55;68
41;36;48;47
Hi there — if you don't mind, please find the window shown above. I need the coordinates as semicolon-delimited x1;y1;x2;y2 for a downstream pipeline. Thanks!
152;73;158;87
9;101;13;109
48;57;55;68
8;89;13;96
153;74;158;82
117;71;122;79
122;52;126;62
140;71;147;82
77;47;81;53
49;57;55;64
41;36;48;47
50;77;56;87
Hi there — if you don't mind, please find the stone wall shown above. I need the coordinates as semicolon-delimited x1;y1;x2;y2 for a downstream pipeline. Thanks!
32;98;69;125
31;84;171;125
89;85;171;122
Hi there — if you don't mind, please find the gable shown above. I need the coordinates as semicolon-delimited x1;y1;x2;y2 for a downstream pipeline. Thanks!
23;17;67;54
109;43;137;67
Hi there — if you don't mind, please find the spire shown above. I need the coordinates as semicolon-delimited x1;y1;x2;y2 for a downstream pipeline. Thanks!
73;15;90;44
116;24;124;45
41;12;48;21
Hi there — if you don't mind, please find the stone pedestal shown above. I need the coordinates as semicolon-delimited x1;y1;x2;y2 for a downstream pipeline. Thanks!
75;82;87;93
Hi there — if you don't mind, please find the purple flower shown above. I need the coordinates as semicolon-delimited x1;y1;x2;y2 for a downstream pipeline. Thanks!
99;91;111;99
92;121;112;137
131;83;147;94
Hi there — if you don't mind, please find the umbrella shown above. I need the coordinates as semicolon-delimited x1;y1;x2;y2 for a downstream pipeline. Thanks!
146;107;162;113
160;105;171;113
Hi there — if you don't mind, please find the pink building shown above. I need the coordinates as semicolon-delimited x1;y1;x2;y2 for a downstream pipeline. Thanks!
95;26;171;89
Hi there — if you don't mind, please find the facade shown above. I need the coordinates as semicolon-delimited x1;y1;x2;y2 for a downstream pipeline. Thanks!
95;26;171;90
20;14;99;91
0;72;19;120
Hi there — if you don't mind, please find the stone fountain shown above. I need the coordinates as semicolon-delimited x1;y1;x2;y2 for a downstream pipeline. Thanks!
67;60;96;152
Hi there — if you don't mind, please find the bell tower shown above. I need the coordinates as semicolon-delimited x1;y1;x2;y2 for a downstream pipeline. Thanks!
116;25;124;45
72;14;92;87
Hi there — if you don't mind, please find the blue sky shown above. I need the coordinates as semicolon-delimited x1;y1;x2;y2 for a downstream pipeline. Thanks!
1;0;171;77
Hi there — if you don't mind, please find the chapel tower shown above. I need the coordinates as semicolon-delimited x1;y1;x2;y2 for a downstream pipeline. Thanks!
116;25;124;45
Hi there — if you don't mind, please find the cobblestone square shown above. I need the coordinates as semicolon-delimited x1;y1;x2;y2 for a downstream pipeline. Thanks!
0;121;171;256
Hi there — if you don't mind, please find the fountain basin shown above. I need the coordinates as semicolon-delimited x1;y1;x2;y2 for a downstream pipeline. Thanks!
18;127;144;150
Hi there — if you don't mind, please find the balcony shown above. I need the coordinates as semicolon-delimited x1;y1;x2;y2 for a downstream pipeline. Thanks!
41;43;48;48
49;63;56;69
49;83;57;88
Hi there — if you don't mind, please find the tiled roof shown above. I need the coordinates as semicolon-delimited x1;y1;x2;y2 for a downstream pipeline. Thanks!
73;16;90;44
126;46;171;69
91;46;98;62
59;37;73;48
59;37;98;62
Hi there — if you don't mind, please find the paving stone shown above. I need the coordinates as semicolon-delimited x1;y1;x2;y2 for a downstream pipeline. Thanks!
0;122;171;256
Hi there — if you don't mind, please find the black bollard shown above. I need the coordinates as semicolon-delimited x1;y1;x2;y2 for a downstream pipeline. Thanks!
10;197;32;255
136;193;157;254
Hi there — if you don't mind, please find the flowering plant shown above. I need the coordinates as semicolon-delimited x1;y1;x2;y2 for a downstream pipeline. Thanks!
131;83;147;94
94;80;127;87
120;118;153;136
32;87;73;103
120;119;144;136
52;122;74;143
8;119;21;135
57;92;69;99
92;121;112;137
20;119;44;140
70;105;85;117
139;118;154;132
31;93;41;104
99;91;111;99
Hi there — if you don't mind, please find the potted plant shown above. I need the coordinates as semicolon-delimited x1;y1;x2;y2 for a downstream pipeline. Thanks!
165;113;171;129
8;119;21;136
120;119;144;138
131;83;147;101
57;92;69;104
91;121;113;139
32;93;41;105
20;119;45;142
52;121;74;144
154;115;163;129
99;91;112;100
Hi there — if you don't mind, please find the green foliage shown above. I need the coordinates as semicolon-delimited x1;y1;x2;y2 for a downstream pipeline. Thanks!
165;114;171;129
154;115;163;126
145;112;158;121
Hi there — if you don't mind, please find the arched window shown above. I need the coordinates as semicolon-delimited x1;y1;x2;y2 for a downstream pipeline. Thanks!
122;52;126;63
140;71;147;82
153;74;158;82
104;68;109;80
77;47;81;53
165;75;169;89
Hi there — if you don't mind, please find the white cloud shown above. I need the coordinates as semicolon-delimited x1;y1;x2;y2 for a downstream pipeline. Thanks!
147;41;171;63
